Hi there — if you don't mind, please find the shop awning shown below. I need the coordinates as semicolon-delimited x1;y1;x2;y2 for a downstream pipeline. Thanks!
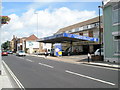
37;33;99;43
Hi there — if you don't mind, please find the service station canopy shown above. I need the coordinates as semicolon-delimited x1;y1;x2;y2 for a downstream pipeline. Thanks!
37;33;99;43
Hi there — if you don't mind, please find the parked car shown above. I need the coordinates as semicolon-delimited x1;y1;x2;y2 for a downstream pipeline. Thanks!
47;49;52;55
50;49;55;56
16;50;26;56
61;49;70;56
49;48;72;56
2;51;8;56
94;48;104;56
7;51;13;54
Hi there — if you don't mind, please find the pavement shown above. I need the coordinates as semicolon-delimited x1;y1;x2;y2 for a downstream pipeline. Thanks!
0;62;13;90
0;54;119;89
29;54;120;69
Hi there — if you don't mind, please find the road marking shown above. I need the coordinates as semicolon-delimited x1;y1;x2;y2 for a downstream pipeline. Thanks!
18;57;24;59
38;63;54;68
26;59;33;62
79;63;119;71
65;70;115;86
2;60;25;90
42;58;118;71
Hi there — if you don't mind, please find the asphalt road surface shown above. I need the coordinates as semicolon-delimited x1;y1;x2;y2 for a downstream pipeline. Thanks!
2;55;119;88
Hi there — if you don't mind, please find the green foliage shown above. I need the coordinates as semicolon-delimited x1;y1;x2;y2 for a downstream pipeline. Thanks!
1;41;10;50
0;16;10;24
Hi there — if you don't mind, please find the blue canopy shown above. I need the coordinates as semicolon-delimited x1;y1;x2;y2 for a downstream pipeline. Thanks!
38;33;98;43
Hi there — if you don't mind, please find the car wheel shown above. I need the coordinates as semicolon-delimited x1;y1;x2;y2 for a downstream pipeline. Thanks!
68;53;70;56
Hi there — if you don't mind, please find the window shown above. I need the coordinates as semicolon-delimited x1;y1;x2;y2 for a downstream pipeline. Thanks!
113;35;120;55
83;25;88;30
66;31;69;33
75;28;79;32
89;31;93;37
112;2;120;25
95;22;99;26
71;29;75;32
79;27;83;31
68;30;72;33
90;24;96;28
114;40;120;55
83;31;88;36
79;32;83;36
88;25;91;29
114;36;120;40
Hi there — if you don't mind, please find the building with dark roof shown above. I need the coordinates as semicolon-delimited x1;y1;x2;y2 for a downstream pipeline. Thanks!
53;16;103;54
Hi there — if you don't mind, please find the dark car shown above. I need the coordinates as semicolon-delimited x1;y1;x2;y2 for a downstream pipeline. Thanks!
50;49;55;56
49;48;71;56
62;47;72;56
2;51;8;56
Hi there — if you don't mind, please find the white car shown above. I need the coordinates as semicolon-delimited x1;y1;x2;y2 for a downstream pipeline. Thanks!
16;50;26;56
94;48;104;56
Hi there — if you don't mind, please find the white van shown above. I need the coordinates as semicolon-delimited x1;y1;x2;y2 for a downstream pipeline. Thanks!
94;48;104;56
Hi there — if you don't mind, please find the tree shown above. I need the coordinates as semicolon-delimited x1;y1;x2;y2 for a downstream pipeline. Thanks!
0;16;10;24
1;41;10;50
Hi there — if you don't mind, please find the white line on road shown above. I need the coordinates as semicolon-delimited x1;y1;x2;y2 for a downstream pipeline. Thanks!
2;60;25;90
65;70;115;86
26;59;33;62
18;57;24;59
38;63;54;68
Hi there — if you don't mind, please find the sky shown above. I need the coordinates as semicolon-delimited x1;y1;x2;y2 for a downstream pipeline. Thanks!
1;0;103;43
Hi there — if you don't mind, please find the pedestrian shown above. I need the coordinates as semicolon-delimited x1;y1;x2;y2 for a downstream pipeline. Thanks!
45;49;48;57
88;53;91;63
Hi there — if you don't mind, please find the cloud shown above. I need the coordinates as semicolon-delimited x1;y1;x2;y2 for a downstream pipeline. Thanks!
3;0;101;2
1;7;97;43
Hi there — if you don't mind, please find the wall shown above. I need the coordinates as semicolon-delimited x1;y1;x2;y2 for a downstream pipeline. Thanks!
103;4;120;62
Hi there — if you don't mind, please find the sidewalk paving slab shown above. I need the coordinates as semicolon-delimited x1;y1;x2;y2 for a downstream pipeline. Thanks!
82;62;120;69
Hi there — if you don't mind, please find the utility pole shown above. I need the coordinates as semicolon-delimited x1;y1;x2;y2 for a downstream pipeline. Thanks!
98;6;101;58
0;0;2;75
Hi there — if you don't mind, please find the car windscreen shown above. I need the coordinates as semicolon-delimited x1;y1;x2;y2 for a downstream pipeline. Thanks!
19;51;25;53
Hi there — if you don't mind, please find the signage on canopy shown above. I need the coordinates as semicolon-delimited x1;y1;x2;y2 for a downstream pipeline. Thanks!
43;33;99;42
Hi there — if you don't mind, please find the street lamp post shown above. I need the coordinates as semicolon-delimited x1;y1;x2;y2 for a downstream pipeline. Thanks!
34;12;39;38
34;12;39;55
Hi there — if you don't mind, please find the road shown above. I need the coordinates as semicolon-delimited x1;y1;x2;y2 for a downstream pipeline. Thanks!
2;55;119;88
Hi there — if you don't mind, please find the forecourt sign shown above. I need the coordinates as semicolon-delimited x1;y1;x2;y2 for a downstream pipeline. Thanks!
54;43;62;56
